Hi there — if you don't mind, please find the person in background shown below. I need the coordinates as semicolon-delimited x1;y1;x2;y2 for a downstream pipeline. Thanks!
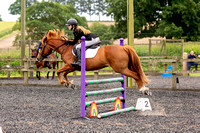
187;51;198;70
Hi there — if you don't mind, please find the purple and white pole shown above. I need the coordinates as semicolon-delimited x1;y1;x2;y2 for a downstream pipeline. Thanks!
81;36;86;117
120;38;126;109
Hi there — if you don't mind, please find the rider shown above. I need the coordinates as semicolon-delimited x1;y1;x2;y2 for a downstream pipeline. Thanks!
66;18;100;67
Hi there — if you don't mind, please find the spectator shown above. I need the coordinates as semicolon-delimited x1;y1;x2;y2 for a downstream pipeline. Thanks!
187;51;198;70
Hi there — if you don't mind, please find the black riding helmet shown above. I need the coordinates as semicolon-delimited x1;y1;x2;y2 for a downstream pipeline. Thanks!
66;18;78;26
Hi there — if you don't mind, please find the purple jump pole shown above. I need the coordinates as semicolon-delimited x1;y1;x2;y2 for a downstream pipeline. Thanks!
120;38;126;109
81;36;86;117
97;106;135;119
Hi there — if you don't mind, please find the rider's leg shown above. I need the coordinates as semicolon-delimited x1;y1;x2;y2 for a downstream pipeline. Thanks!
71;48;81;67
71;37;100;67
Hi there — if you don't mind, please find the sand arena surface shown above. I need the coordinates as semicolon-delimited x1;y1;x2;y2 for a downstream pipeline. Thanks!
0;75;199;132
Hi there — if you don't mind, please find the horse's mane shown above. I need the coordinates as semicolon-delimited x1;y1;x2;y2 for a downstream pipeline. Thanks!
46;29;60;40
43;29;69;41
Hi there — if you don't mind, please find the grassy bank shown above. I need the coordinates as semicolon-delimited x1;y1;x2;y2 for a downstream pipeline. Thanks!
0;22;17;40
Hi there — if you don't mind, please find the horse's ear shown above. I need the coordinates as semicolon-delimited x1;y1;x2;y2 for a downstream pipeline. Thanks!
47;30;53;38
57;29;60;36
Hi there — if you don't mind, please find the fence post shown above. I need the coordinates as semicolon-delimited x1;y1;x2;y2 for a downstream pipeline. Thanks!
172;56;177;89
148;39;153;73
149;39;152;56
29;40;33;78
7;56;10;78
163;40;168;70
30;61;33;78
181;39;184;57
182;52;188;76
24;58;28;84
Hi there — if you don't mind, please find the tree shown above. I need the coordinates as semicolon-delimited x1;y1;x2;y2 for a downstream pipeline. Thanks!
50;0;107;20
93;0;107;21
156;0;200;40
105;0;200;41
8;0;38;15
90;22;113;44
16;1;88;41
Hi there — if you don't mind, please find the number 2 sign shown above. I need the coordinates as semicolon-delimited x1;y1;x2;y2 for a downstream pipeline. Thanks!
135;98;152;111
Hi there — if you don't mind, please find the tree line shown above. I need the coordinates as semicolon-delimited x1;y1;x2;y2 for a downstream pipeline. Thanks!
9;0;107;21
9;0;200;42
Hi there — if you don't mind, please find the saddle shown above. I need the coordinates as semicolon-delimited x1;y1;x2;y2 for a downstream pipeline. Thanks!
72;42;101;57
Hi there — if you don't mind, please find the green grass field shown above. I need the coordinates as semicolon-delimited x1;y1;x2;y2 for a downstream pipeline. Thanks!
0;21;16;40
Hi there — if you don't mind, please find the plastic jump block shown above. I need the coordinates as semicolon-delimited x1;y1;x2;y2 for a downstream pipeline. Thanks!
85;87;125;96
97;106;135;118
85;96;124;107
85;77;124;86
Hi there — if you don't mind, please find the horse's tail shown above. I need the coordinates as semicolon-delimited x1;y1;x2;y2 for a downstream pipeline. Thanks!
124;45;149;86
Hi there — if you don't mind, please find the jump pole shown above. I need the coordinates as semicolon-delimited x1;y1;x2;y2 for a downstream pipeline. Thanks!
120;38;126;108
81;36;86;117
97;106;135;118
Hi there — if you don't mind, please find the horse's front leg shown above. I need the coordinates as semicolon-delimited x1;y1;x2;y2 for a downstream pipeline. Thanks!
57;64;74;86
63;71;75;89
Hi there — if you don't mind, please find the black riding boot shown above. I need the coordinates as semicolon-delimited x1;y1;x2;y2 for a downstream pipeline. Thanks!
71;48;81;67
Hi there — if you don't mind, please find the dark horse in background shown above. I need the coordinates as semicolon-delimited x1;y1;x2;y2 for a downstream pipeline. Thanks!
31;48;58;80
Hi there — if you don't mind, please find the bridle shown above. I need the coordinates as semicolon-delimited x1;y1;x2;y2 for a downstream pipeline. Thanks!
38;37;70;59
38;42;52;58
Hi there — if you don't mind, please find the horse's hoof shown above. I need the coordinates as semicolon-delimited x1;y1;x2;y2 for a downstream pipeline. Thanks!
139;86;152;96
71;84;76;89
65;82;69;88
144;90;152;96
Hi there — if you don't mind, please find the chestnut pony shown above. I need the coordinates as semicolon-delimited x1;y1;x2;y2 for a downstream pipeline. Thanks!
37;29;150;95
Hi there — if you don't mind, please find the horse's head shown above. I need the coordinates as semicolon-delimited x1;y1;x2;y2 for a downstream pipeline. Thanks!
36;36;51;62
31;48;38;58
36;29;62;62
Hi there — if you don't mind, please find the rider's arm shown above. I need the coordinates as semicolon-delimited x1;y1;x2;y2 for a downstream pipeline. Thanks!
67;29;84;45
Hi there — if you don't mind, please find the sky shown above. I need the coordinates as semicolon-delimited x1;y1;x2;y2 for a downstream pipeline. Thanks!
0;1;113;22
0;0;20;22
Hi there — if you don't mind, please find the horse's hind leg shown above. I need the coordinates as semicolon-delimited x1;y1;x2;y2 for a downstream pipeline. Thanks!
38;71;41;80
36;71;39;79
52;71;55;79
120;68;144;89
47;71;49;79
36;71;41;80
52;62;56;79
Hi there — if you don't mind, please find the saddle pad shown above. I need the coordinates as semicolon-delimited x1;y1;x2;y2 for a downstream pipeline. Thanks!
72;46;100;59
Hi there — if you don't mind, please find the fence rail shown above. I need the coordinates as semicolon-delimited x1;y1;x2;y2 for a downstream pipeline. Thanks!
1;56;200;89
